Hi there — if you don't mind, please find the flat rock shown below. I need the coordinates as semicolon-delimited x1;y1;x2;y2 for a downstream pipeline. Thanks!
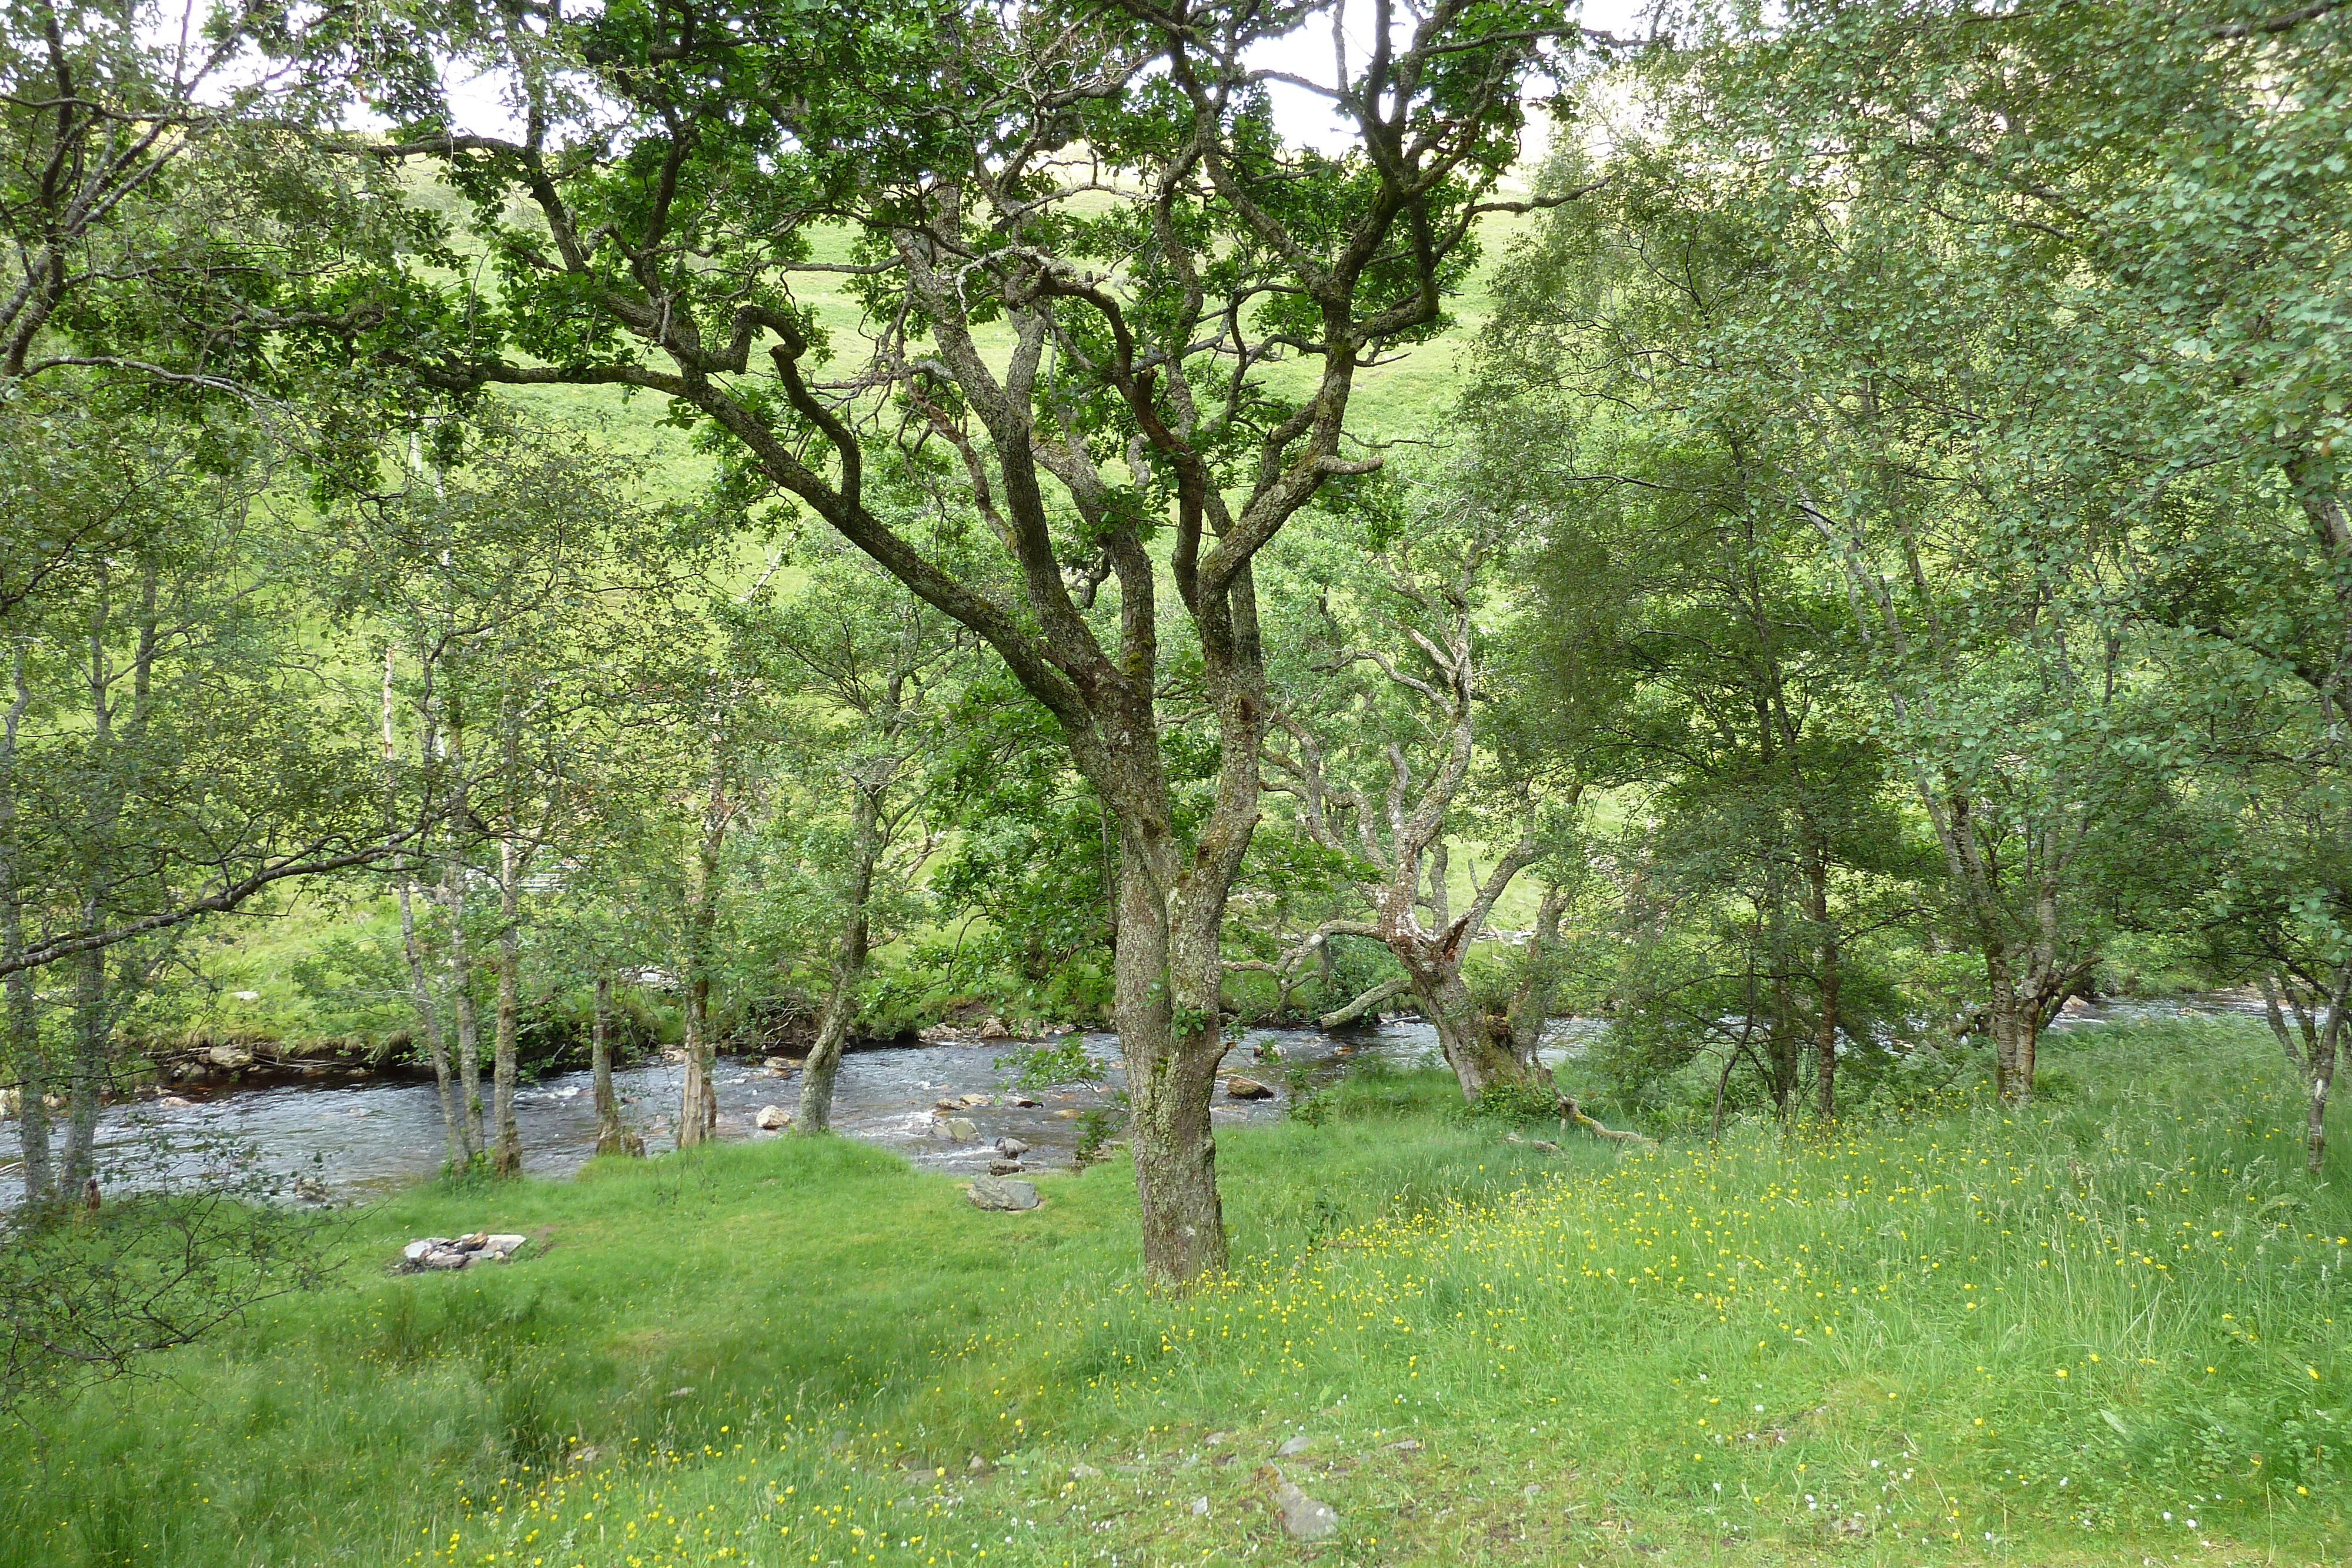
1225;1076;1275;1101
966;1176;1040;1212
942;1116;979;1140
1276;1434;1314;1457
1275;1479;1338;1540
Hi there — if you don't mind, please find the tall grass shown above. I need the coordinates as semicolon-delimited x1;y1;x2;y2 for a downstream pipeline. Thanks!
4;1019;2344;1566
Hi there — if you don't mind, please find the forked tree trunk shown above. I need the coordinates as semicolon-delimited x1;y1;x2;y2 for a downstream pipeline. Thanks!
592;974;634;1156
797;785;880;1134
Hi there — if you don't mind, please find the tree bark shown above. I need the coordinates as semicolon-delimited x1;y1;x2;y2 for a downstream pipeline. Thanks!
490;831;523;1175
59;938;108;1196
676;760;726;1148
399;880;469;1169
796;784;880;1135
1;648;50;1208
442;860;486;1160
592;973;633;1156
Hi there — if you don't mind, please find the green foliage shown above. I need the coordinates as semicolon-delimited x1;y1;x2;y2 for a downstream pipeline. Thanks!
992;1037;1102;1093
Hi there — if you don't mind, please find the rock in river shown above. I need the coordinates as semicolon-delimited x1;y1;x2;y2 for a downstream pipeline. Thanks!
1225;1076;1275;1101
754;1104;789;1130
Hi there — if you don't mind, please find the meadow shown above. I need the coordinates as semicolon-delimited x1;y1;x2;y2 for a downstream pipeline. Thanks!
8;1017;2346;1568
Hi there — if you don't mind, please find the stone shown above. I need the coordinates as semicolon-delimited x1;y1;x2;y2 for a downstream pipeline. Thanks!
966;1176;1040;1212
1275;1479;1338;1540
1203;1431;1231;1447
1190;1496;1210;1516
482;1233;527;1258
943;1116;978;1140
1385;1438;1422;1453
1225;1076;1275;1101
987;1159;1025;1176
422;1248;471;1271
1005;1095;1041;1108
958;1092;992;1108
457;1231;489;1250
977;1016;1011;1040
755;1104;788;1130
995;1136;1031;1158
292;1175;330;1203
402;1239;446;1266
1053;1108;1084;1119
967;1455;992;1475
206;1044;253;1070
159;1095;193;1108
1276;1434;1314;1457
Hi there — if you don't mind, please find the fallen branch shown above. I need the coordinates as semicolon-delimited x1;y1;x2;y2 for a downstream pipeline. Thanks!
1558;1096;1655;1147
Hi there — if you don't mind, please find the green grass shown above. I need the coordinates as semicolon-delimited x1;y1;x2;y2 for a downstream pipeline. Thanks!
8;1019;2348;1567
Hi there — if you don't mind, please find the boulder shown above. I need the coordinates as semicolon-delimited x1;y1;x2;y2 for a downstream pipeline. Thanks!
995;1136;1031;1158
206;1043;254;1070
1275;1479;1338;1540
957;1092;992;1108
942;1116;978;1141
755;1104;789;1130
292;1175;330;1203
966;1176;1040;1212
1225;1076;1276;1101
1005;1095;1041;1108
977;1016;1011;1039
402;1238;447;1266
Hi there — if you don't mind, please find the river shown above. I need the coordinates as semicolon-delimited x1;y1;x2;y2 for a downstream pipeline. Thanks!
0;994;2261;1205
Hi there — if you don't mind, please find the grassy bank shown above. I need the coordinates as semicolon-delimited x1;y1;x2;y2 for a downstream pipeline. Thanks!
7;1019;2347;1567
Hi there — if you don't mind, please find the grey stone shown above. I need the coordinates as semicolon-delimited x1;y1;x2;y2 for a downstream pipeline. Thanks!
402;1238;447;1266
943;1116;978;1141
1385;1438;1422;1452
967;1176;1040;1212
1276;1434;1314;1457
995;1136;1031;1158
1275;1480;1338;1540
987;1159;1025;1176
1190;1496;1210;1516
206;1044;253;1069
482;1233;527;1258
1225;1076;1275;1101
755;1104;788;1130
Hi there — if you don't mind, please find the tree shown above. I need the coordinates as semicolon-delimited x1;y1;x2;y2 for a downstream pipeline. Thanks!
359;0;1585;1283
1259;486;1570;1099
735;537;972;1134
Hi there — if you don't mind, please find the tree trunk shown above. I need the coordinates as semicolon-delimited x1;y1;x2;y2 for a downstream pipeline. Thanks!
592;974;633;1156
1814;931;1841;1122
797;783;880;1135
397;879;470;1169
443;862;486;1159
489;834;523;1176
59;937;108;1195
676;768;726;1149
1121;840;1231;1288
1414;963;1521;1100
1503;882;1571;1077
1;649;48;1208
2304;963;2350;1176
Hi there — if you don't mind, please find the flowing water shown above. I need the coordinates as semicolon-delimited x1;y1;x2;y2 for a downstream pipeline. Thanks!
0;992;2261;1206
0;1019;1602;1205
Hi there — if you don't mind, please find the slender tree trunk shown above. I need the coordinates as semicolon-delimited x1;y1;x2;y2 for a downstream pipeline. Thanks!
59;936;108;1195
399;880;468;1168
797;787;880;1135
593;974;632;1156
1;648;49;1207
1805;854;1840;1121
490;833;523;1175
676;764;726;1148
443;861;486;1159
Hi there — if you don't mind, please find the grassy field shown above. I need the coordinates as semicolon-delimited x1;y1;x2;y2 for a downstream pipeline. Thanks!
9;1018;2346;1568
